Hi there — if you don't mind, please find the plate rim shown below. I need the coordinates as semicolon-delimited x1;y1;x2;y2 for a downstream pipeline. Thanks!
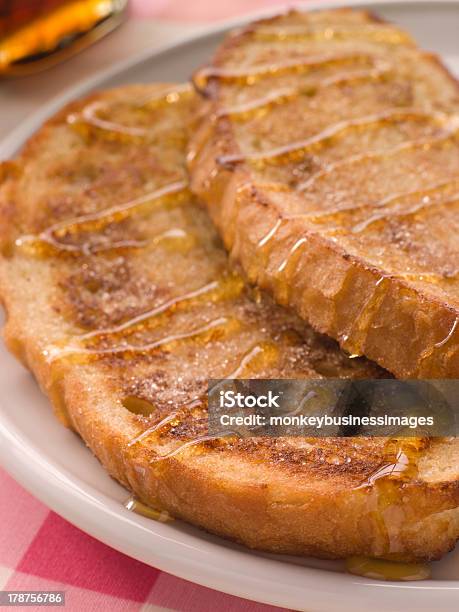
1;2;459;609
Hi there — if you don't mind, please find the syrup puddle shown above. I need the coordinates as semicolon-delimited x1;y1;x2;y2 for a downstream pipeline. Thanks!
124;496;173;522
346;557;430;581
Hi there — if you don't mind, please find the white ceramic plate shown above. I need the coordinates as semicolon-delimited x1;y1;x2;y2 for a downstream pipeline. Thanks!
0;2;458;610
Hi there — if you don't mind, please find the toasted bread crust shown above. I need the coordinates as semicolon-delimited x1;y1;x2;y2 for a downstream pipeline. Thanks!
189;8;459;378
0;84;458;562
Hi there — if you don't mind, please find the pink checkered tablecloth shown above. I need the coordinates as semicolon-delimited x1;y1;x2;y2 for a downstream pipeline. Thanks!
0;469;291;611
0;2;309;610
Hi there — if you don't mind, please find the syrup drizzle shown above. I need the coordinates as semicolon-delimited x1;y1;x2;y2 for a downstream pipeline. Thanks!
253;23;414;45
128;342;282;454
16;229;192;257
226;341;279;378
435;316;458;348
297;119;459;191
257;178;459;236
277;237;307;273
350;193;459;234
127;343;283;457
216;88;298;121
79;281;221;340
128;411;181;448
377;176;459;207
258;218;283;248
340;276;388;358
72;100;146;137
418;316;459;371
16;181;189;253
255;180;459;284
216;64;391;122
297;178;459;227
354;436;426;556
67;84;192;138
149;431;236;463
193;52;375;91
42;269;245;372
127;395;207;448
354;445;413;489
44;317;238;362
218;109;453;169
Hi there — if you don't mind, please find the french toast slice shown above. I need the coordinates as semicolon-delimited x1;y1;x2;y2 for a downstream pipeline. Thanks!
189;8;459;378
0;84;458;562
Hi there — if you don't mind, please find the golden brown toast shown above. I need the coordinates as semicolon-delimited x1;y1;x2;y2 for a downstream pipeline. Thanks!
0;84;458;562
189;8;459;378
